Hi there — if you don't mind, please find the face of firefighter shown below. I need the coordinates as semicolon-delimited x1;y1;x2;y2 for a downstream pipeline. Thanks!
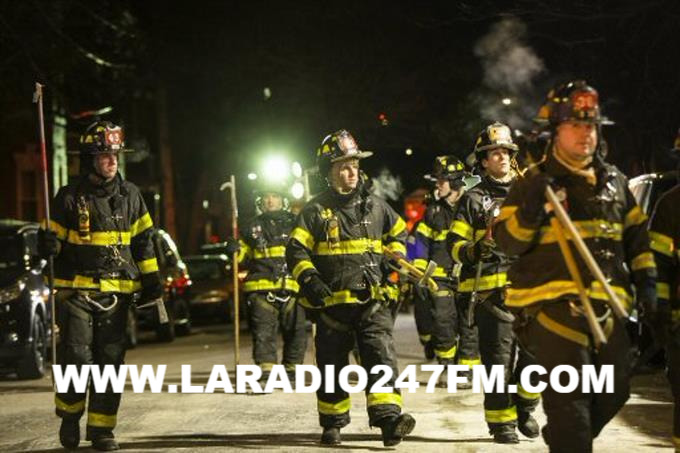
261;192;283;212
93;152;118;181
481;148;510;179
436;178;461;204
330;158;360;194
554;121;598;165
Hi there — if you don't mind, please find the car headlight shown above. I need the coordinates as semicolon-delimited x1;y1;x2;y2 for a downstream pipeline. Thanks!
0;279;26;305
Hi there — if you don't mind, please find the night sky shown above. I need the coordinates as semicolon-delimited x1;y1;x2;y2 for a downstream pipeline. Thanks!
2;0;679;247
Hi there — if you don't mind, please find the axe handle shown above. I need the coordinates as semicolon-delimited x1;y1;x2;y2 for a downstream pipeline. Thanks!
383;248;438;292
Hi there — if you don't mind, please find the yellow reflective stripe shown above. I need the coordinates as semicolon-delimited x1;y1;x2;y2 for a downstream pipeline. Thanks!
537;311;589;347
367;392;402;408
55;395;85;414
419;334;432;343
298;286;384;308
624;205;647;229
87;412;117;428
318;398;351;415
657;282;670;300
497;206;517;222
485;406;517;423
56;275;142;293
413;258;428;271
517;384;541;401
292;260;316;280
416;222;434;239
243;278;299;292
673;436;680;449
384;241;406;256
458;357;482;367
504;211;536;242
382;284;400;301
506;280;632;311
66;230;131;246
630;252;656;271
435;344;457;359
130;212;153;237
252;246;287;259
47;220;68;240
137;257;159;274
431;266;447;277
451;220;473;241
385;217;407;239
458;273;508;292
315;239;383;255
649;231;674;257
291;227;315;250
259;362;275;372
539;220;622;244
238;239;250;262
451;240;467;264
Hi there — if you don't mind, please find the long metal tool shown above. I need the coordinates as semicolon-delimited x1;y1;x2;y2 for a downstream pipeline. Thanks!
220;175;240;366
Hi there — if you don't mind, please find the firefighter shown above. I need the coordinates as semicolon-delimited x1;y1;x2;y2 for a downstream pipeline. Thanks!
412;155;479;386
494;80;658;452
648;130;680;452
48;121;163;451
407;215;435;359
286;130;416;446
450;122;540;443
224;180;307;381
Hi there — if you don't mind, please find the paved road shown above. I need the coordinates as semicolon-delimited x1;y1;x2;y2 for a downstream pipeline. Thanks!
0;314;675;452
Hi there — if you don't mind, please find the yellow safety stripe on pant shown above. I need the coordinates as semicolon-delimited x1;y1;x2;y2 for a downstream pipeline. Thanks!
384;241;407;256
503;209;537;242
485;406;517;423
458;357;482;367
451;240;467;264
649;231;674;257
384;217;407;239
419;334;432;343
435;344;457;360
657;282;671;301
47;220;68;240
367;392;403;408
243;277;300;293
292;260;316;280
497;206;516;222
87;412;117;428
381;285;400;301
517;384;541;401
66;230;131;246
130;212;153;237
315;239;383;255
137;257;159;274
259;362;275;372
253;246;287;259
506;280;632;311
318;397;351;415
631;252;656;271
539;220;622;244
55;395;85;414
291;227;315;250
450;220;473;241
624;205;647;229
536;311;613;348
413;258;428;271
458;273;508;293
54;275;142;293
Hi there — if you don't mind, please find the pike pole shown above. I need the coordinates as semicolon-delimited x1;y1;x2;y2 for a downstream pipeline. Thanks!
221;175;240;366
33;83;58;367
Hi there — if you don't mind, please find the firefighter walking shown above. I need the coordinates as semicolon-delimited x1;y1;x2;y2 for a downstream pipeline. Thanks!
494;81;658;452
48;121;164;451
450;122;540;443
286;129;416;446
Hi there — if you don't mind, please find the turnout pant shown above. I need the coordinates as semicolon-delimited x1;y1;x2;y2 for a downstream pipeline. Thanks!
475;290;540;431
315;301;403;429
668;328;680;449
517;301;631;453
429;280;458;363
456;294;481;367
247;291;307;373
413;285;434;348
54;291;128;439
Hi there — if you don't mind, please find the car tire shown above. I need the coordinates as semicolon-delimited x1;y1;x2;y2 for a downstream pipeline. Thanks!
16;313;47;380
156;303;176;342
174;298;192;336
126;306;138;349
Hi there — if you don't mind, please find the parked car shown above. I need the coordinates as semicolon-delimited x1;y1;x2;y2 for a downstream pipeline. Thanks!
128;228;192;345
183;254;233;321
0;220;52;379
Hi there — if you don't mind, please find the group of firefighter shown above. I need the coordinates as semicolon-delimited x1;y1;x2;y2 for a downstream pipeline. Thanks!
44;79;679;452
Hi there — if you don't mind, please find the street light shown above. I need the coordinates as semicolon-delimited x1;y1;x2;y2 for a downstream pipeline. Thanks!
502;98;512;106
405;148;413;156
247;172;257;180
261;155;289;181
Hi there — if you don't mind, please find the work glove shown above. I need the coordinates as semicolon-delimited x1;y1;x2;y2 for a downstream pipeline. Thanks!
518;173;554;226
467;237;496;262
224;237;241;256
637;284;668;344
38;229;60;257
139;280;164;307
300;272;332;307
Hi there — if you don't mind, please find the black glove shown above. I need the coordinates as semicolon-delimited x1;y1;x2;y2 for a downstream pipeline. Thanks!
638;285;668;344
38;229;60;257
225;237;241;256
140;280;164;306
467;237;496;262
301;272;332;307
518;173;554;226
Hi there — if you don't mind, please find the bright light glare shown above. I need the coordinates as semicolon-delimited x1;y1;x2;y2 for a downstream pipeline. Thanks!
405;148;413;156
502;98;512;105
247;172;258;180
291;161;303;178
291;182;305;199
262;156;289;181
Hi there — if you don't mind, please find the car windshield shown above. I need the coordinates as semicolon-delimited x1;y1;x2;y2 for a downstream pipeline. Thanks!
0;236;22;269
185;260;224;281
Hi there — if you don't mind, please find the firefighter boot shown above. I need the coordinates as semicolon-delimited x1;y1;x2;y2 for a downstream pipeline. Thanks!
490;425;519;444
457;368;473;390
320;427;341;445
59;417;80;450
378;413;416;447
91;435;120;451
518;411;540;438
424;341;435;360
